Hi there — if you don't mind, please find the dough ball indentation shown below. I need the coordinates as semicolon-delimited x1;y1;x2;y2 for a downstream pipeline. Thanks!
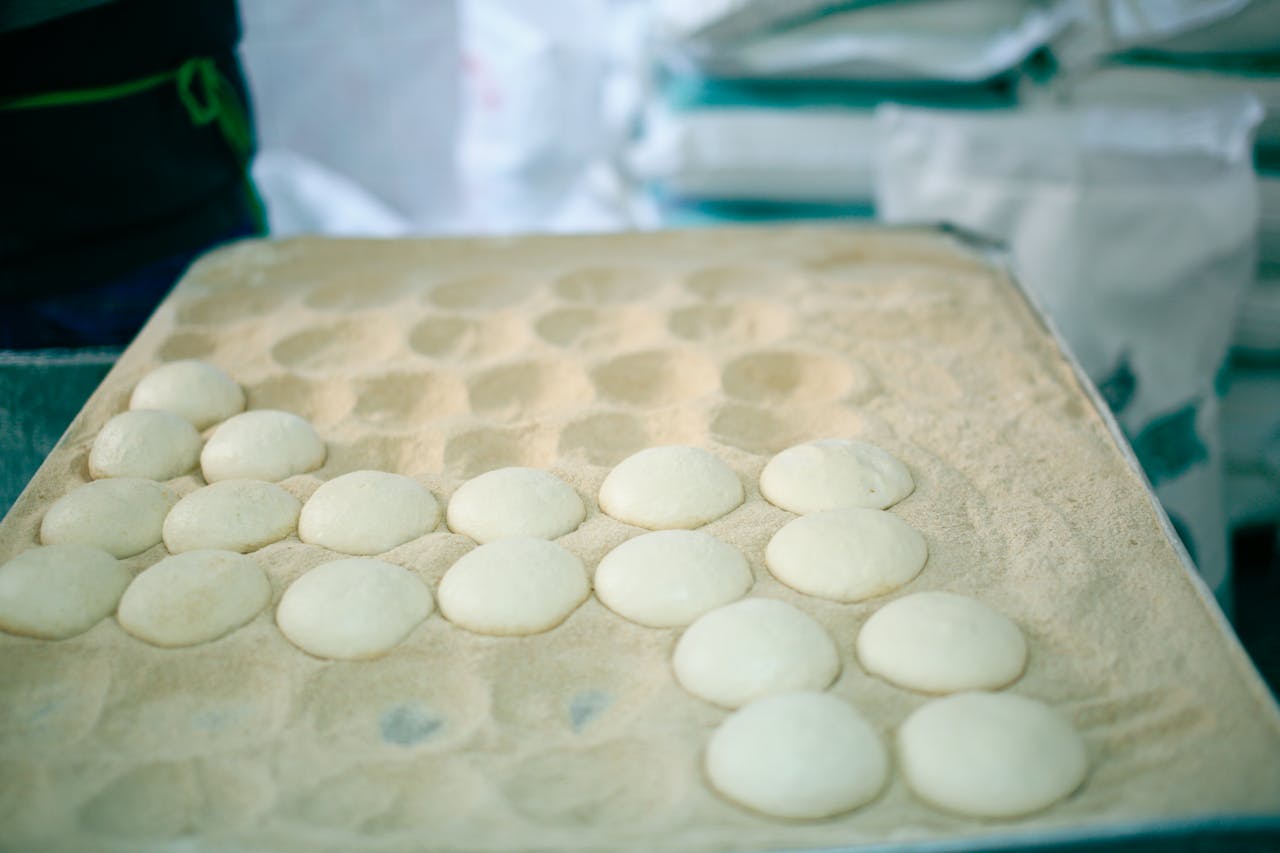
760;438;914;513
129;359;245;430
446;467;584;544
722;351;862;405
898;691;1088;818
673;597;839;708
300;471;440;555
437;537;588;636
706;691;888;819
276;558;433;660
591;349;720;408
599;446;743;530
118;549;271;647
200;409;326;483
163;479;300;554
89;410;202;481
41;478;178;558
857;591;1027;693
553;266;659;303
595;530;752;628
766;508;926;603
0;545;129;640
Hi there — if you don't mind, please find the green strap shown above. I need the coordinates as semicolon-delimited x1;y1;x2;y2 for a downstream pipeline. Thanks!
1;56;266;232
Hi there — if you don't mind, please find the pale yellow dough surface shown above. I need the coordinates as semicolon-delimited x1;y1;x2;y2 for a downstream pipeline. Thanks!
0;227;1276;851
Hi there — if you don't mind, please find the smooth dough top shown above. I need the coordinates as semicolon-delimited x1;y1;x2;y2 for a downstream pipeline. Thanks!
898;691;1088;818
706;690;889;820
857;591;1027;693
446;467;585;544
276;557;433;660
437;537;589;636
300;470;441;555
200;409;326;483
673;597;840;708
594;529;752;627
89;409;202;481
163;479;301;554
760;438;914;513
40;477;178;558
117;549;272;648
765;508;927;602
0;544;131;640
598;445;744;530
129;359;246;430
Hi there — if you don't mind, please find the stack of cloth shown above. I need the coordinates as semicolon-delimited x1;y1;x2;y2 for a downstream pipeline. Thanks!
629;0;1073;223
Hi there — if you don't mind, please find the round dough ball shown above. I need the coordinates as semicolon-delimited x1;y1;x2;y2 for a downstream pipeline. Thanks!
300;471;441;555
766;508;926;603
130;359;245;430
163;479;300;554
706;691;888;819
200;409;326;483
0;545;130;640
446;467;584;544
89;409;202;481
898;691;1088;818
760;438;914;513
276;557;433;660
599;446;743;530
673;597;840;708
594;530;752;627
118;549;271;647
437;537;588;636
41;478;178;558
857;591;1026;693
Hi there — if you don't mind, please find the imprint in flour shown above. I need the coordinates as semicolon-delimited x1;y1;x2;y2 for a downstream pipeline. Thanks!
668;301;791;345
379;702;444;746
272;320;403;372
722;351;868;405
591;350;719;407
306;274;408;311
535;305;660;349
684;266;794;301
283;759;482;831
711;403;839;456
410;315;516;360
1069;687;1210;746
468;360;594;421
177;287;288;325
79;759;269;837
322;434;439;478
156;331;217;362
429;272;529;310
352;370;468;428
568;690;613;732
557;412;649;467
554;266;660;303
249;373;355;427
504;740;676;825
0;650;110;755
444;426;550;479
0;762;52;839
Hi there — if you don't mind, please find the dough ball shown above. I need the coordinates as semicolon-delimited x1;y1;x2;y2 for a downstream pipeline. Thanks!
898;691;1088;818
0;545;130;640
437;537;588;636
40;477;178;558
446;467;584;544
857;591;1026;693
599;446;743;530
760;438;914;513
200;409;326;483
594;530;752;627
706;691;888;819
300;470;440;555
130;359;245;430
118;549;272;647
766;508;926;603
89;409;202;481
673;597;839;708
163;479;300;554
276;557;433;660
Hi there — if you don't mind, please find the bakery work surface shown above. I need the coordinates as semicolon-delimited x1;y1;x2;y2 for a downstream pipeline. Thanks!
1;226;1277;850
